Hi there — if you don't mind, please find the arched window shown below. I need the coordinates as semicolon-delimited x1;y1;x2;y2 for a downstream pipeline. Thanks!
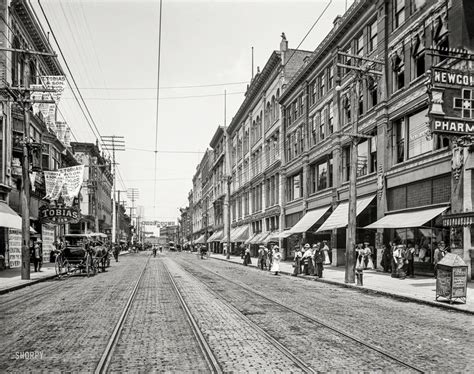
276;89;280;119
11;37;23;86
266;102;271;127
271;96;275;122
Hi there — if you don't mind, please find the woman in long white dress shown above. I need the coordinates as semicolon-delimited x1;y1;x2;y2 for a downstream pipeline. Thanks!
271;246;281;275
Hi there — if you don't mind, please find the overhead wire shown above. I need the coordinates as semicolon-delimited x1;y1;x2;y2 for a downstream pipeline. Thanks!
60;91;246;101
75;81;248;90
153;0;163;216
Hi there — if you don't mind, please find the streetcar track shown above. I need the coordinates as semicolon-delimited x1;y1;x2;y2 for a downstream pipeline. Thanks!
179;258;426;373
94;254;151;374
162;262;223;374
166;259;315;374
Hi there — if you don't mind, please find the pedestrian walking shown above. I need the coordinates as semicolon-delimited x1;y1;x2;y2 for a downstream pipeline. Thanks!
302;245;313;275
313;243;324;278
292;244;305;276
380;244;391;273
243;246;252;266
271;246;281;275
355;244;369;286
32;240;43;272
267;246;273;270
262;246;268;270
433;241;447;278
405;242;415;278
322;240;331;265
257;245;265;269
393;244;406;279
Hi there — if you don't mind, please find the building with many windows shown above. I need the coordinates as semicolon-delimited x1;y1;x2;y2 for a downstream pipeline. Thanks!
182;0;474;279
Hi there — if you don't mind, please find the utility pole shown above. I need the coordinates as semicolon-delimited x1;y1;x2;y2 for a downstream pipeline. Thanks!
101;136;125;243
336;51;383;284
127;188;139;242
2;48;57;280
223;90;232;259
116;190;127;241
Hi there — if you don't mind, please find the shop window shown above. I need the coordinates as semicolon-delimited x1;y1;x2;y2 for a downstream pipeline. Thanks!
368;20;377;52
394;0;405;29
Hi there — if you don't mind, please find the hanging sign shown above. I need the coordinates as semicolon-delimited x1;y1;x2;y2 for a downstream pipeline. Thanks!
429;68;474;135
39;206;80;224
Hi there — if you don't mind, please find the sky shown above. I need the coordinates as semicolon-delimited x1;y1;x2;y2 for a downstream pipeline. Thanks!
31;0;355;223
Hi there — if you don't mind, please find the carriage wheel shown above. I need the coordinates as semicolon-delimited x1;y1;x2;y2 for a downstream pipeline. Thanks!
86;254;94;277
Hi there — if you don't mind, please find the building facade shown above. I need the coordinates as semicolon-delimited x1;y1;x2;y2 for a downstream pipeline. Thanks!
0;0;78;268
70;142;113;236
279;0;473;277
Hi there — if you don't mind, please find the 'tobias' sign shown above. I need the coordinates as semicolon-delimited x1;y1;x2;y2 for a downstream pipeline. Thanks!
39;206;81;224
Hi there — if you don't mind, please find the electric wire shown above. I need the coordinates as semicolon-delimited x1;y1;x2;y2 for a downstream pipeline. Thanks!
283;0;333;69
153;0;163;216
61;91;246;101
76;81;248;90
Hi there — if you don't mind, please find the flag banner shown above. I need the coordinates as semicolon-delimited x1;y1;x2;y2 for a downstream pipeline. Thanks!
49;170;65;201
55;122;66;143
40;76;66;103
43;171;59;199
62;165;85;200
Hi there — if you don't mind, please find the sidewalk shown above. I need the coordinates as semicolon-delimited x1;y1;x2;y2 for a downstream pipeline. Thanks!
210;253;474;315
0;250;132;295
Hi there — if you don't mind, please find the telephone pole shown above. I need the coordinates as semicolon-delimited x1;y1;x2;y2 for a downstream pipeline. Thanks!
127;188;139;242
223;90;232;259
336;51;383;283
101;136;125;243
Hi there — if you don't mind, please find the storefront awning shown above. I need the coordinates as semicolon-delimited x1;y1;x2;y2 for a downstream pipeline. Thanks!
221;227;240;243
234;226;249;242
248;231;267;244
207;229;223;242
263;231;280;244
364;206;449;229
288;206;330;234
245;233;257;245
194;234;206;244
317;195;375;232
278;230;294;238
0;202;22;230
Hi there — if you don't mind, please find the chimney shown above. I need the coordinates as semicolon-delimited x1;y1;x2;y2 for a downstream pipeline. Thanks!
333;15;342;29
280;32;288;52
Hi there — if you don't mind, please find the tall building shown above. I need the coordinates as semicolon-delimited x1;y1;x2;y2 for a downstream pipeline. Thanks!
70;142;113;236
278;0;474;277
0;0;77;268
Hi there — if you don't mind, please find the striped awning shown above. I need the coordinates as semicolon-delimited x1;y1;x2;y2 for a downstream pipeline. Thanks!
234;226;249;242
442;212;474;227
194;234;206;244
207;229;223;242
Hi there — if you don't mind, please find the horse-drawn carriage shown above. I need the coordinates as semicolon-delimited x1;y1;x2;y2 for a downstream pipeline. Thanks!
55;234;110;278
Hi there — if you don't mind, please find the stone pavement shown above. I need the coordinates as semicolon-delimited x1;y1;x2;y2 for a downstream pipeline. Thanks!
0;250;131;295
210;253;474;314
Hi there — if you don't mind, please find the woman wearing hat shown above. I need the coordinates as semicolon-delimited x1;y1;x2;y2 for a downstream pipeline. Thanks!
292;244;305;276
271;245;281;275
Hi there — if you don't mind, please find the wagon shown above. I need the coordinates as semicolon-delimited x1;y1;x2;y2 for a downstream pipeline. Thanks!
55;234;109;278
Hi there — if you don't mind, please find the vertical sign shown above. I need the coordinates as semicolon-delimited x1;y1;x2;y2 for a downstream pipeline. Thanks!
8;229;22;268
42;225;55;263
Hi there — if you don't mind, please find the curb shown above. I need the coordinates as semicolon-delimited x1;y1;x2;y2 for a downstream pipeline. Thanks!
211;256;474;316
0;273;57;295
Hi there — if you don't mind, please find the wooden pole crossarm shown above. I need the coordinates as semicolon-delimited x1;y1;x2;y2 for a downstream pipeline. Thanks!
337;51;384;64
0;47;57;57
336;63;383;76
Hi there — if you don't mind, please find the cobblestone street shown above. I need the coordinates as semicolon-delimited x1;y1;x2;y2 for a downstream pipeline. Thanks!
1;251;473;373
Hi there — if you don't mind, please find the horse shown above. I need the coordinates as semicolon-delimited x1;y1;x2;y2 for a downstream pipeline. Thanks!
90;241;109;272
